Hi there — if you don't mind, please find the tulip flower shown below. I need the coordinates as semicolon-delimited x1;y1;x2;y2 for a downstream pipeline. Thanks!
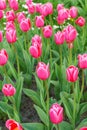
6;29;17;43
0;49;8;66
78;54;87;69
20;18;31;32
26;0;32;6
43;25;52;38
57;4;64;11
54;31;65;45
6;21;15;30
75;16;85;27
17;12;25;23
35;3;42;13
64;25;77;44
28;3;35;14
49;103;63;124
2;84;16;96
66;65;79;82
9;0;18;11
69;6;78;18
6;10;16;21
5;119;23;130
36;62;50;80
0;0;6;10
35;15;44;28
32;35;42;44
29;42;42;58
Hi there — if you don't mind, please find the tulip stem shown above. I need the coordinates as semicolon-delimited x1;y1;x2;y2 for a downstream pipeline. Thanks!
69;48;72;65
59;45;62;67
52;124;59;130
3;65;9;83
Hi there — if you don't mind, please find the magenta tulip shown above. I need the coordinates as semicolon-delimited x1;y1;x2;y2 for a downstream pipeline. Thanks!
32;35;42;44
20;18;31;32
0;49;8;66
0;10;3;19
54;31;65;45
6;21;15;30
28;3;35;14
80;127;87;130
69;6;78;18
6;10;16;21
0;0;6;10
78;54;87;69
9;0;18;11
43;25;52;38
6;29;17;43
49;103;63;124
0;31;3;42
35;15;44;28
57;4;64;11
17;12;25;23
75;16;85;27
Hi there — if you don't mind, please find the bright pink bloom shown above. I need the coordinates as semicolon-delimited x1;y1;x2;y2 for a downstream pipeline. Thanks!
26;0;32;6
6;29;17;43
36;3;42;13
69;6;78;18
0;0;6;10
49;103;63;124
6;119;23;130
17;12;25;23
2;84;16;96
9;0;18;11
57;4;64;11
78;54;87;69
58;8;69;21
35;15;44;28
36;62;50;80
29;42;42;58
6;21;15;30
66;65;79;82
6;10;16;21
80;127;87;130
0;49;8;66
40;2;53;16
32;35;42;44
54;31;65;45
57;16;65;24
28;3;35;14
64;25;77;43
0;10;3;19
0;31;3;42
43;25;52;38
20;18;31;32
75;16;85;27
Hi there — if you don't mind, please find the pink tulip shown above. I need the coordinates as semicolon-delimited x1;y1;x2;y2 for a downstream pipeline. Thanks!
6;29;17;43
26;0;32;6
36;62;50;80
69;6;78;18
0;10;3;19
58;8;69;21
43;25;52;38
54;31;65;45
6;119;23;130
6;10;16;21
29;42;42;58
80;127;87;130
0;31;3;42
0;49;8;66
28;3;35;14
57;4;64;11
78;54;87;69
35;15;44;28
66;65;79;82
40;2;53;16
2;84;16;96
0;0;6;10
32;35;42;44
9;0;18;11
49;103;63;124
20;18;31;32
75;16;85;27
6;21;15;30
36;3;42;13
57;16;65;24
17;12;25;23
64;25;77;43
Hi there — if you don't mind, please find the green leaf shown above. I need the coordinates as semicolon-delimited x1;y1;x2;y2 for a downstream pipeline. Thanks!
22;123;45;130
23;88;41;107
59;121;73;130
40;90;46;111
79;102;87;115
34;105;49;127
0;101;13;118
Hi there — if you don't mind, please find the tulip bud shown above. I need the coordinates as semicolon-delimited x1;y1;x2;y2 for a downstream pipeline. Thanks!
6;29;17;43
35;15;44;28
49;103;63;124
0;0;6;10
66;65;79;82
0;49;8;66
36;62;50;80
20;18;31;32
6;10;16;21
28;3;35;14
75;16;85;27
54;31;65;45
17;12;25;23
69;6;78;18
43;25;52;38
32;35;42;44
78;54;87;69
9;0;18;11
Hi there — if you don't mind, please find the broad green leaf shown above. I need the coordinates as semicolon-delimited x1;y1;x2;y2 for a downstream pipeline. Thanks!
22;123;45;130
59;121;73;130
40;90;46;111
34;105;49;127
23;88;41;107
